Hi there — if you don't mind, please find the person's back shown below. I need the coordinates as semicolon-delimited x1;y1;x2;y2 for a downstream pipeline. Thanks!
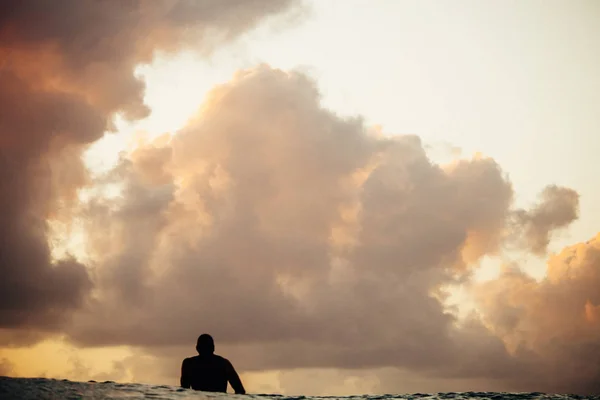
180;334;245;394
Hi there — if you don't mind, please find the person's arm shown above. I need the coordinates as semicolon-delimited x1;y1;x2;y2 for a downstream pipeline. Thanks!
180;358;191;389
225;359;246;394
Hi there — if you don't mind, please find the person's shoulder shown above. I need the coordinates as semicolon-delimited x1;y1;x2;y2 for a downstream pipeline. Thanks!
182;355;199;364
213;354;231;364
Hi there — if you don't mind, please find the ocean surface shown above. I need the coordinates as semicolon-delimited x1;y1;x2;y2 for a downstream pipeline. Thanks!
0;377;596;400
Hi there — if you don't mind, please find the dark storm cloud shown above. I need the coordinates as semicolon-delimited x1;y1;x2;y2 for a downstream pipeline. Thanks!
0;0;302;333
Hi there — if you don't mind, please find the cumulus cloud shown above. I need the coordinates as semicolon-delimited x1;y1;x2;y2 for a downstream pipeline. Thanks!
511;185;579;255
58;65;599;394
475;233;600;394
0;1;301;332
66;65;517;382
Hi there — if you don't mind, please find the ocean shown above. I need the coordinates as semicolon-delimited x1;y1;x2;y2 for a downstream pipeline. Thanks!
0;377;596;400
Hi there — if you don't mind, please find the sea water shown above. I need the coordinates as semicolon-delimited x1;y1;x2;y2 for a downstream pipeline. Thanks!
0;377;595;400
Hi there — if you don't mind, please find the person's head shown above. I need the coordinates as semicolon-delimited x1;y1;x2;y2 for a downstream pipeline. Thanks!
196;333;215;355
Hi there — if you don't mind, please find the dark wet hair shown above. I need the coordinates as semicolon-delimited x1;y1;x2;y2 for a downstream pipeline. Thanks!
196;333;215;354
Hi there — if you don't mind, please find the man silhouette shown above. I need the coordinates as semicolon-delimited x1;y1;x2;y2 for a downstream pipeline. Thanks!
180;334;246;394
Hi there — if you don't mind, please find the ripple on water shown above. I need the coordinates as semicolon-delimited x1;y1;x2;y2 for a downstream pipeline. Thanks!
0;377;599;400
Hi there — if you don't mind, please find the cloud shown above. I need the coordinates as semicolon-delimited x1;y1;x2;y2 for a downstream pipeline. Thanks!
59;65;600;394
474;233;600;394
510;185;579;255
0;1;302;333
67;65;518;383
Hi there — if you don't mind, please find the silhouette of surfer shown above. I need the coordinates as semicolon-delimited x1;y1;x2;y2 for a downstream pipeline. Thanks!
180;334;246;394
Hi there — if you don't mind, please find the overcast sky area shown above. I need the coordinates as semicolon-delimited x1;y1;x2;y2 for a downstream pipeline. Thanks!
1;0;600;396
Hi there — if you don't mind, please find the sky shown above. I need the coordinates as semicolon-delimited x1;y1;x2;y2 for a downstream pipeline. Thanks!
1;0;600;396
